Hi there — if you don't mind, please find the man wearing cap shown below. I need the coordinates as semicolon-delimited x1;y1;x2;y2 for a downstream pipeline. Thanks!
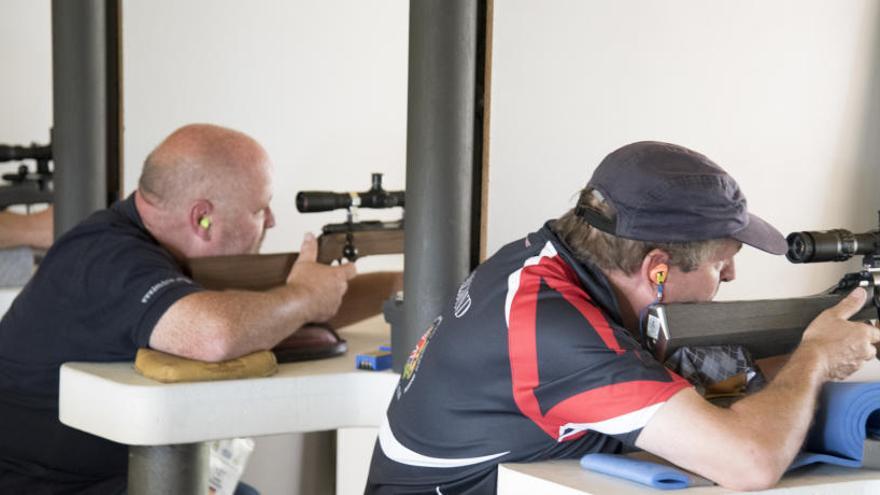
365;141;880;493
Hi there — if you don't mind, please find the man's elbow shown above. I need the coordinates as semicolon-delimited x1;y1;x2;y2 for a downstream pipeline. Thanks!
714;444;785;491
195;340;238;363
180;319;243;362
717;468;780;491
200;327;243;362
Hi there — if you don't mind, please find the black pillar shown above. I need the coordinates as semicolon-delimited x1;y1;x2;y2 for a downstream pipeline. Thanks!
397;0;488;370
51;0;121;238
128;444;209;495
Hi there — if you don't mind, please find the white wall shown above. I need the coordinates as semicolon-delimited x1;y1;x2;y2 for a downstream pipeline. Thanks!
0;0;52;169
123;0;408;272
489;0;880;301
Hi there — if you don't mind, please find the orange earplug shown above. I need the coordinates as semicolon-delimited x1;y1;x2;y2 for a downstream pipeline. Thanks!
650;264;668;284
650;264;668;302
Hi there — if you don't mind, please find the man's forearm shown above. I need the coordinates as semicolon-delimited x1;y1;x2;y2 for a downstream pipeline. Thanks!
727;344;825;476
151;235;356;361
640;289;879;490
0;209;52;249
149;286;319;361
637;345;827;490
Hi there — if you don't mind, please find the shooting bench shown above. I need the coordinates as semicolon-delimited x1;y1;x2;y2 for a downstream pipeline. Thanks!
59;316;398;495
495;461;880;494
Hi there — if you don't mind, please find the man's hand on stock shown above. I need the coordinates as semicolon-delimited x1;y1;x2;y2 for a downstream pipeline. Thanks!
799;288;880;381
286;233;357;323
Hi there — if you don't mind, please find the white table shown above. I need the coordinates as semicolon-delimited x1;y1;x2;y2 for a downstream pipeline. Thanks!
59;316;399;494
496;362;880;494
498;460;880;494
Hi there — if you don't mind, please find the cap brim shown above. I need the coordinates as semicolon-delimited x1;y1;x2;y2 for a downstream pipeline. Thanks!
731;213;788;255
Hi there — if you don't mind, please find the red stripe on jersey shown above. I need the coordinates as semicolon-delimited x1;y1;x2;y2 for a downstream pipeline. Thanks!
539;257;624;354
545;379;689;427
508;257;549;435
507;249;688;440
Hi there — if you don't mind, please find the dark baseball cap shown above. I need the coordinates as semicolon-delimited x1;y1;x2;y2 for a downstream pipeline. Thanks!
575;141;787;255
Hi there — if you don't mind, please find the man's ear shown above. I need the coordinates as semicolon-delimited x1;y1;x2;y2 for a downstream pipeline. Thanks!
640;249;670;288
189;199;214;241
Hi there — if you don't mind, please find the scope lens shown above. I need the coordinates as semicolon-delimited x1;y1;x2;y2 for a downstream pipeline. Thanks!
786;232;813;263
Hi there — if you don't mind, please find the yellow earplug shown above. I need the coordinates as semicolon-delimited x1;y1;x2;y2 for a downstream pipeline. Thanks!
650;263;668;284
199;216;212;229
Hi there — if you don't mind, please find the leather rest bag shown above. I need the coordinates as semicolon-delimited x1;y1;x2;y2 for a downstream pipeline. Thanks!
135;348;278;383
133;324;345;383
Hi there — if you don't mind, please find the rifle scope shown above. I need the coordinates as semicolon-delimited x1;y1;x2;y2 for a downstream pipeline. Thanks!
0;144;52;163
786;229;880;263
296;173;404;213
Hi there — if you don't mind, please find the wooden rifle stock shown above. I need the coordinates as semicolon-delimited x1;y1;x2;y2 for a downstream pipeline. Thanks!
645;294;877;361
185;223;404;291
317;221;404;265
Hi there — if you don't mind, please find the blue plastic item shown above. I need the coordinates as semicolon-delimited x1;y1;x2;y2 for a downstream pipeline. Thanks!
579;382;880;488
580;453;690;489
356;348;393;371
789;381;880;471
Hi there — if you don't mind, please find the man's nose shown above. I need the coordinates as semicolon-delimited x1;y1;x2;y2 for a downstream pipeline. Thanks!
264;207;276;229
721;259;736;282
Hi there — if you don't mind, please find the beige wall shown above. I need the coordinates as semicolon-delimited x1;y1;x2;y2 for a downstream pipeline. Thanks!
0;0;51;162
10;1;874;300
488;0;880;301
122;0;408;274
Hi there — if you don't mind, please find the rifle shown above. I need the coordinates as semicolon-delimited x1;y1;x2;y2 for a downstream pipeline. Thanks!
0;142;53;210
644;214;880;361
184;174;404;328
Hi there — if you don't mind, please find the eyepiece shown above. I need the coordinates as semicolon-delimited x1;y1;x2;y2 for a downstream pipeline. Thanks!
785;232;814;263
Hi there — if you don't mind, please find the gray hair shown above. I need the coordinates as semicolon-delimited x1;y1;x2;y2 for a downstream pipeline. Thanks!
552;187;727;274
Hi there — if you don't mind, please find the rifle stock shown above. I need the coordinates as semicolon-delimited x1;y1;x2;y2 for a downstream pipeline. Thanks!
645;294;877;361
317;222;404;264
185;225;403;291
186;252;297;291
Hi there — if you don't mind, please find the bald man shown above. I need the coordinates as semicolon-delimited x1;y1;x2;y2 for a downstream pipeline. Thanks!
0;124;357;494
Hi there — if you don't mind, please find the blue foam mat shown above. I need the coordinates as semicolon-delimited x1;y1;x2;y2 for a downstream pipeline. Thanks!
579;381;880;488
580;453;691;489
789;381;880;471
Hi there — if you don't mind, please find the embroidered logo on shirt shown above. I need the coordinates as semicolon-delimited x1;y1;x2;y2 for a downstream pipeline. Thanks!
141;277;192;304
453;273;475;318
398;315;442;398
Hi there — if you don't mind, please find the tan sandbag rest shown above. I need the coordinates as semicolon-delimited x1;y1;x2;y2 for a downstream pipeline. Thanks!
134;348;278;383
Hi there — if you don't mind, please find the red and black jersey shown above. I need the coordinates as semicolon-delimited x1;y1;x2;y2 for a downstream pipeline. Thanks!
366;223;691;494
